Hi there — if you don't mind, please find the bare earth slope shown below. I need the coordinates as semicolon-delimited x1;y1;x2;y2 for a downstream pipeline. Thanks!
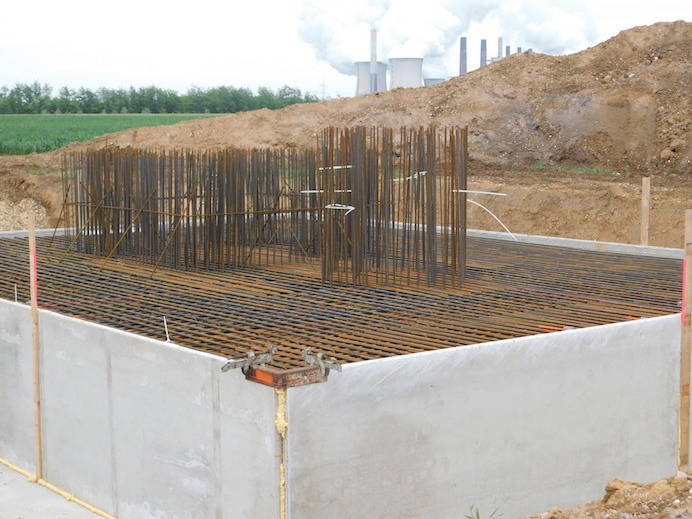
73;21;691;172
523;476;692;519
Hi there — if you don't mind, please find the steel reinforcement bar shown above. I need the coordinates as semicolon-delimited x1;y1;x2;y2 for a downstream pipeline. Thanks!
0;234;680;372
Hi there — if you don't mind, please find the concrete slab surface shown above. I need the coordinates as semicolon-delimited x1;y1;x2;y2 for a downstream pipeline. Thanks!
0;465;99;518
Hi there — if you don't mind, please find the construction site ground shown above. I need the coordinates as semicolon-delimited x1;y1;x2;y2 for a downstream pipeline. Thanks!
2;153;691;248
0;464;98;519
0;19;689;519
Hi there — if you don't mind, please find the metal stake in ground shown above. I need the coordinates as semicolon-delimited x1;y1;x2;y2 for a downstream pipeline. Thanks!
679;208;692;473
28;214;44;481
641;177;651;246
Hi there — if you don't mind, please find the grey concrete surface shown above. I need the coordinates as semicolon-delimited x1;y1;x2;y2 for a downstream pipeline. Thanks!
0;303;35;474
467;228;683;259
0;464;98;518
0;228;71;238
0;299;279;519
287;315;680;519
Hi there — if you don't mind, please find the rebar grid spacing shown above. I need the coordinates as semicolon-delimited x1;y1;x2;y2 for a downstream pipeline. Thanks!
61;126;468;288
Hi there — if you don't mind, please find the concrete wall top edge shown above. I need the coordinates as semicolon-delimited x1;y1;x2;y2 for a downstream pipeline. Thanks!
339;314;681;372
2;227;682;259
0;299;228;365
3;303;679;379
0;228;72;239
468;228;683;259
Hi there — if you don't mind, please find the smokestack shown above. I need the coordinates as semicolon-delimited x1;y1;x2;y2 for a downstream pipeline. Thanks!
459;36;467;75
389;58;423;88
497;37;503;60
355;61;387;95
480;39;487;66
505;45;510;57
370;28;377;93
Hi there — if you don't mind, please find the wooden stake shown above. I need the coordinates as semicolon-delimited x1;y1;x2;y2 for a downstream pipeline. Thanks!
28;214;43;481
679;209;692;472
641;177;651;246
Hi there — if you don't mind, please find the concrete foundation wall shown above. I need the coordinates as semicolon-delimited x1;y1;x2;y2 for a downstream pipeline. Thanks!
0;303;35;474
287;315;680;519
0;299;279;519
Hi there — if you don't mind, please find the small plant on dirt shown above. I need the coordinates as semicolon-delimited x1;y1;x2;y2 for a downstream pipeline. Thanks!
28;164;55;175
531;160;621;176
464;505;501;519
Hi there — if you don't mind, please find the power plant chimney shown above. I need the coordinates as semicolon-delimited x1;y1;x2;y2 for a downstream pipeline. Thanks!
355;61;387;95
459;36;467;75
480;39;487;66
497;37;503;60
370;28;378;93
389;58;423;89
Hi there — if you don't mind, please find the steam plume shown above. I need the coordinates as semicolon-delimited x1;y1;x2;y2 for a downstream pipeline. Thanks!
298;0;597;77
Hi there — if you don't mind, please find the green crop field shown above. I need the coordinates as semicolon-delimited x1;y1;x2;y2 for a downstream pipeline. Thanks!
0;114;221;155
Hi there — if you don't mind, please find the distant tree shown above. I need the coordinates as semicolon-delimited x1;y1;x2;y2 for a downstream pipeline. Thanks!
0;86;8;113
75;87;101;113
1;82;52;113
0;83;319;114
55;87;78;113
254;87;277;110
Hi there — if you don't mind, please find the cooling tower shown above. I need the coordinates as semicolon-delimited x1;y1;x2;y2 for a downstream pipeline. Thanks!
354;61;387;95
389;58;423;89
424;78;445;86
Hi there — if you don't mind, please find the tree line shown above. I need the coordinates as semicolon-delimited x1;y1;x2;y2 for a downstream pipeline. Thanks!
0;82;320;114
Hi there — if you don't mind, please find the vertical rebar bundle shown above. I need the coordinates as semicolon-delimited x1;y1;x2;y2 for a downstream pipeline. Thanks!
61;126;468;287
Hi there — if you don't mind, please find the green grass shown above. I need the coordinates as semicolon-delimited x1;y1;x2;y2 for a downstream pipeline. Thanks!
27;164;56;175
532;160;621;176
0;113;221;155
464;505;501;519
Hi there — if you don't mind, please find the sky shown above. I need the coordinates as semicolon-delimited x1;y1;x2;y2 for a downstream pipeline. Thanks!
1;0;690;99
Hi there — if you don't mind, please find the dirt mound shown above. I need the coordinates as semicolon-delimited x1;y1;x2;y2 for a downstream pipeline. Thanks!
70;21;691;173
0;154;59;230
524;476;692;519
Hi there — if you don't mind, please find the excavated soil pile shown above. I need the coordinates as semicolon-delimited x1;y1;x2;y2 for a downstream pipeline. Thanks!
72;21;691;172
524;477;692;519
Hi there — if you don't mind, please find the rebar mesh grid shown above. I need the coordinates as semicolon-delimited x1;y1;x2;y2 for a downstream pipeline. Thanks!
0;235;680;369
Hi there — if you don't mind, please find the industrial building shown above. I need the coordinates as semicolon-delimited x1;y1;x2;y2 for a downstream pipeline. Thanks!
353;30;525;94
